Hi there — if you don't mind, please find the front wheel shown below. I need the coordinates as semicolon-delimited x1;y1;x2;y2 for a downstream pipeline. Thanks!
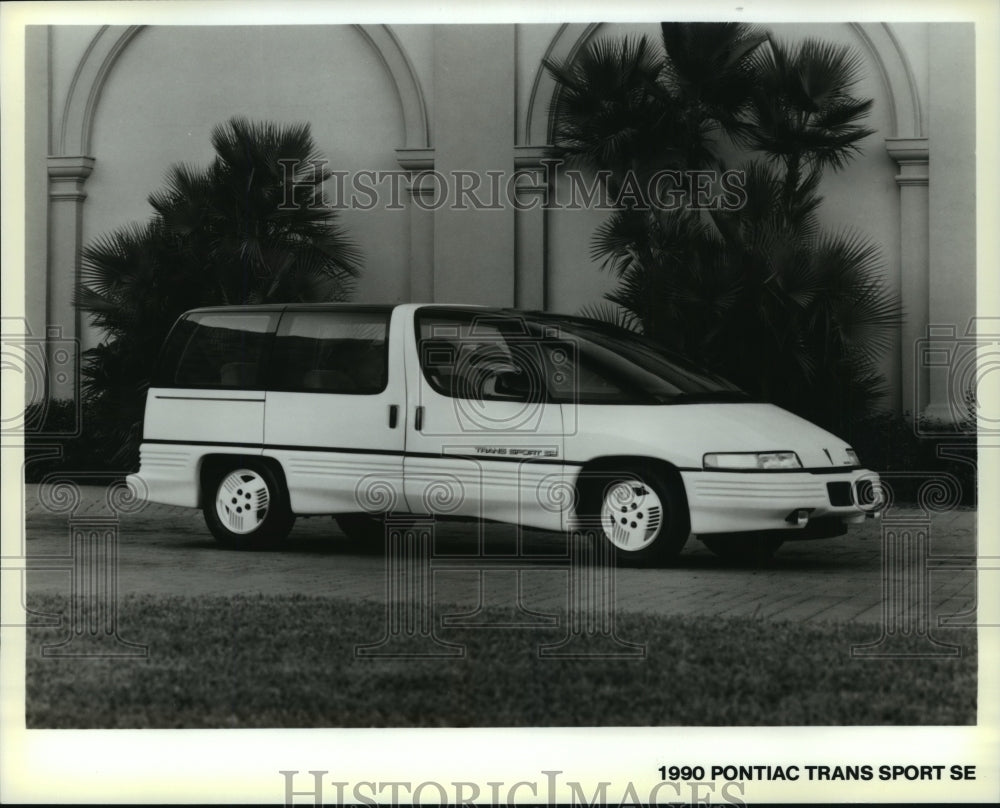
203;462;293;548
582;465;689;565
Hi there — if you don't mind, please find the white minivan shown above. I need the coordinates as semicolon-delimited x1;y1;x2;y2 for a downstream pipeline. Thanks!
127;303;880;563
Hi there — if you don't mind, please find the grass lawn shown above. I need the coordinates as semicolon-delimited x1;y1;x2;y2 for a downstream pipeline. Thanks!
24;594;975;728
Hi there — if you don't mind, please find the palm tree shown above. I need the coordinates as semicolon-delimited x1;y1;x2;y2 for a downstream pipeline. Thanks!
593;172;898;429
546;23;767;189
76;117;362;466
548;23;900;432
741;38;876;222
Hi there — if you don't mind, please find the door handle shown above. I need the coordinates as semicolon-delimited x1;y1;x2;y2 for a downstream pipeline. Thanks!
388;404;398;429
414;405;424;431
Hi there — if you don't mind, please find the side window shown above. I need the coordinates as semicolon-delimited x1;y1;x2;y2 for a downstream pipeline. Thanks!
270;311;389;394
167;313;276;389
540;340;631;403
417;312;542;402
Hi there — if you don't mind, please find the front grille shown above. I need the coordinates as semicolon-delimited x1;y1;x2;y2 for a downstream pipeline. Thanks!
827;481;852;506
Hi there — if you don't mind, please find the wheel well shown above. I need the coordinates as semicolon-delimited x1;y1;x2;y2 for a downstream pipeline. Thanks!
573;455;690;522
197;454;289;509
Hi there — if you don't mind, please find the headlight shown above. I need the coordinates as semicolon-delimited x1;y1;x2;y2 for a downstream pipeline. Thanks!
845;448;861;465
703;451;802;470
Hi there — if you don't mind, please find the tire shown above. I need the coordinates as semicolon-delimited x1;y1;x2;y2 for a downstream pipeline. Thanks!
203;461;294;549
701;533;784;564
581;464;689;565
335;513;411;551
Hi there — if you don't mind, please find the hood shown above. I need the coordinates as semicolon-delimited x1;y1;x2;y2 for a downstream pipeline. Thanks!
673;403;854;467
574;403;856;469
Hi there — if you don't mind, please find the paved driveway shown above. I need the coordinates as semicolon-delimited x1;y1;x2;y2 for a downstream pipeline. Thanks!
17;484;977;628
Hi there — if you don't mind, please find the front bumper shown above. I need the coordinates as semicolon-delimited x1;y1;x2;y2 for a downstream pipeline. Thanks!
680;467;880;536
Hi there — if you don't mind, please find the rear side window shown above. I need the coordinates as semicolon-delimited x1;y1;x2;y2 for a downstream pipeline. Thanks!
270;311;389;394
158;312;277;389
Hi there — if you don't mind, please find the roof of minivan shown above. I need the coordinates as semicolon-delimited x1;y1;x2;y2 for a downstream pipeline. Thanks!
184;302;401;314
182;303;581;317
179;304;633;335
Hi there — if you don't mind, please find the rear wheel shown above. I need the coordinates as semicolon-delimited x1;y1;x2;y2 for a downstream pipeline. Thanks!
581;465;689;565
203;461;293;549
701;533;784;563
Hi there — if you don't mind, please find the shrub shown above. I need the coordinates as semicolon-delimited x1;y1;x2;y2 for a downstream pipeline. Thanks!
22;399;131;482
842;412;977;507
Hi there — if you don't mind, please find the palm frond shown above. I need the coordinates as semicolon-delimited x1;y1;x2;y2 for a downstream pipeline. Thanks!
578;302;643;332
659;22;767;134
745;36;874;174
78;222;156;295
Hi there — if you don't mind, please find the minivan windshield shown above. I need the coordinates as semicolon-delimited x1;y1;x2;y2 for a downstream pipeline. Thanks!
524;314;750;405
